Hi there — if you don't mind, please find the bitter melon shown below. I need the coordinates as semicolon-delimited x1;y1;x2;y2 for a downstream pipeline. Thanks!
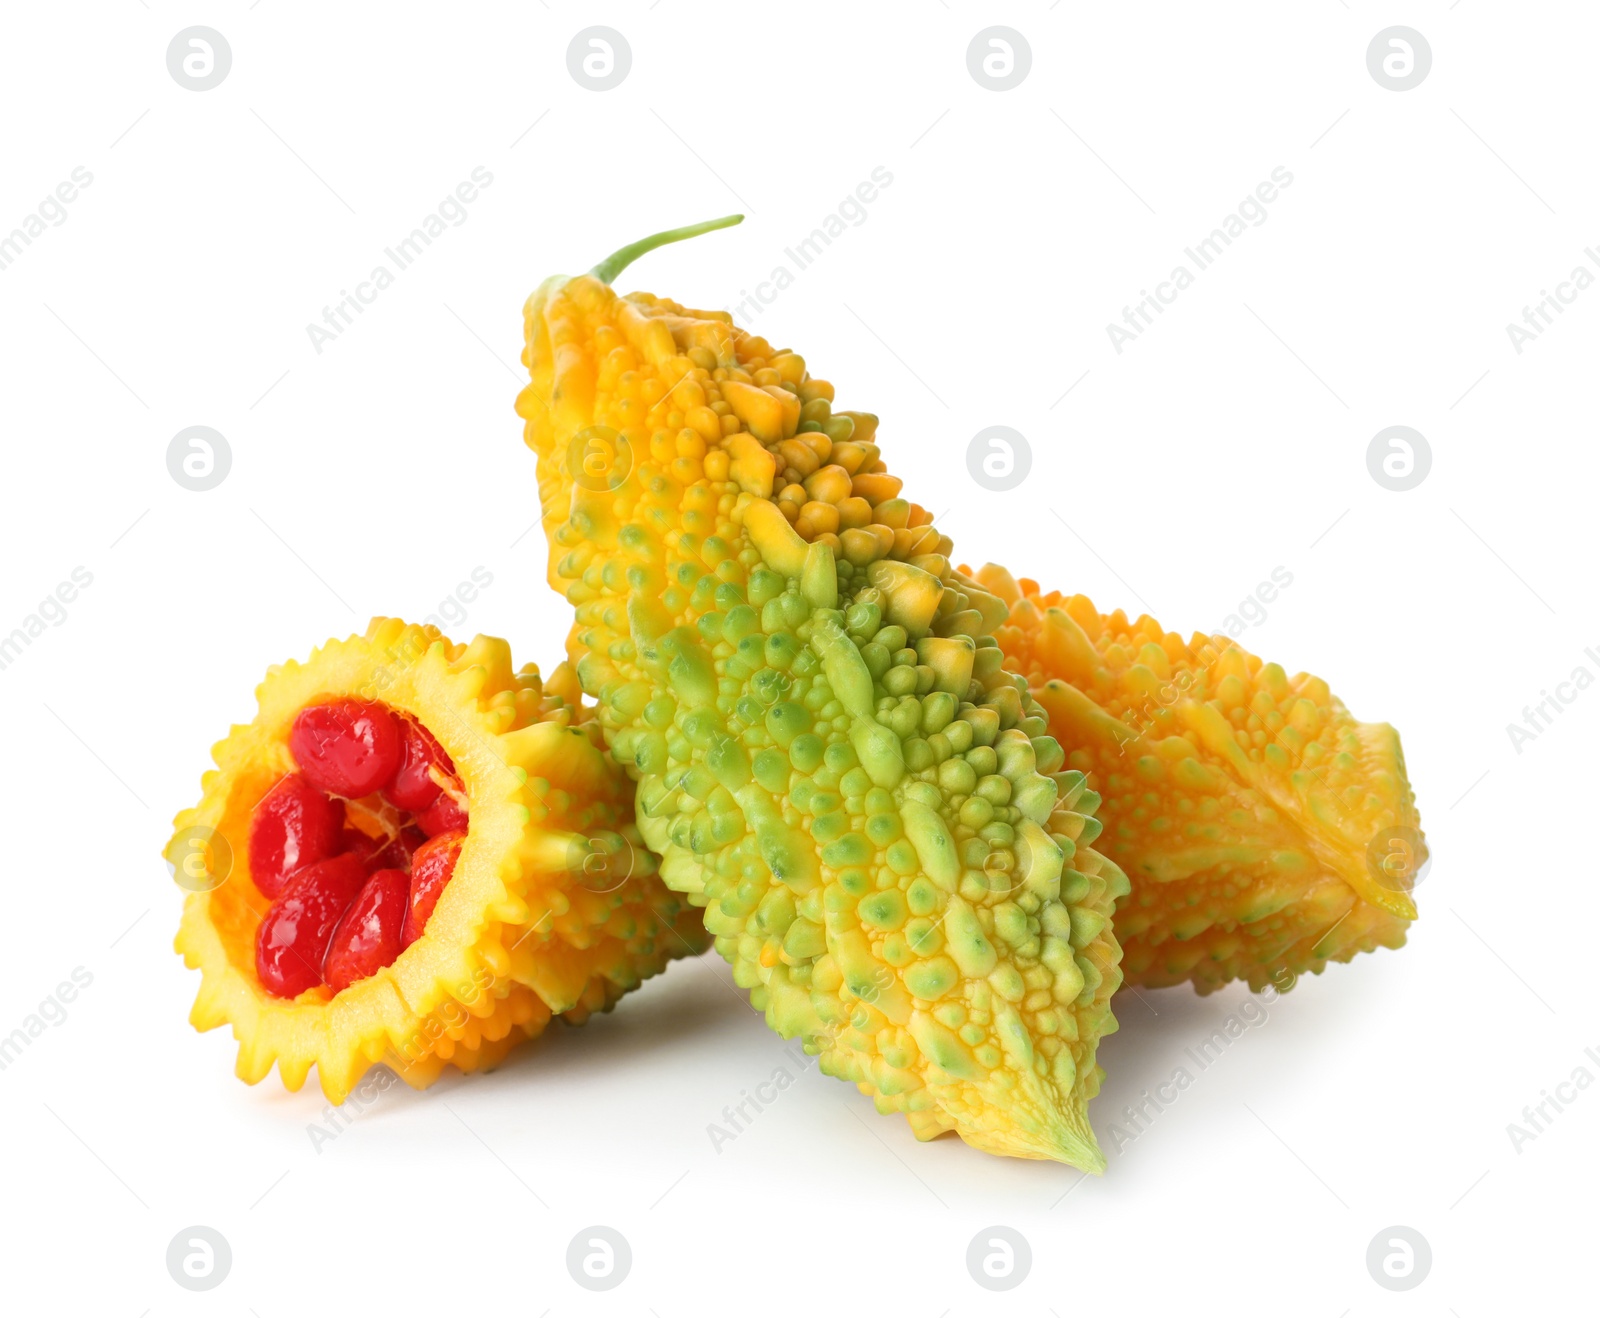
515;217;1126;1168
976;566;1422;993
166;618;706;1102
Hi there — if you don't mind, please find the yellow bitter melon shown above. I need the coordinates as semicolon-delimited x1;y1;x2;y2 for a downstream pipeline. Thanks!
974;566;1423;993
166;618;707;1102
515;217;1126;1168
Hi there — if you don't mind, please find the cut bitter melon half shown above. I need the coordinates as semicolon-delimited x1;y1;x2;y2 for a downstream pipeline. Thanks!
975;566;1424;994
515;218;1126;1168
166;618;708;1102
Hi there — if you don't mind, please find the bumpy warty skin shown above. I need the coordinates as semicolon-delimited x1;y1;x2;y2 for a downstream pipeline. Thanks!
169;620;709;1103
515;264;1127;1168
976;567;1422;994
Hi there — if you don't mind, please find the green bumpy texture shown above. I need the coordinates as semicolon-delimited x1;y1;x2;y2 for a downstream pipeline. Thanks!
615;541;1123;1167
518;270;1127;1166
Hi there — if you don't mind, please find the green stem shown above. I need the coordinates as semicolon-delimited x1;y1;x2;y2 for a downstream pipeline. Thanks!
590;213;744;285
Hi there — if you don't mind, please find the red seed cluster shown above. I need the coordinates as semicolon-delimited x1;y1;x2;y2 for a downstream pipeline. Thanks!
250;699;469;998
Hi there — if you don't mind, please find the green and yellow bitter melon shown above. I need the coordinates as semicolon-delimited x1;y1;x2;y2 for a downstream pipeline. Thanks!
515;217;1126;1168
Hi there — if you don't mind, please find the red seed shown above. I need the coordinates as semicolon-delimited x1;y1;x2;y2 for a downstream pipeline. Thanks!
248;773;343;899
388;718;454;813
255;853;368;998
402;829;466;948
323;868;410;992
416;791;468;838
289;699;403;799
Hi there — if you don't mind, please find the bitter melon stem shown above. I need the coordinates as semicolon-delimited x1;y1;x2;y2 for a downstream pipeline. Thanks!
589;213;744;285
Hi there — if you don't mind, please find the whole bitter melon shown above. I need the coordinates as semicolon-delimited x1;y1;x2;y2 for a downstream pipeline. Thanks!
975;566;1422;993
515;217;1126;1168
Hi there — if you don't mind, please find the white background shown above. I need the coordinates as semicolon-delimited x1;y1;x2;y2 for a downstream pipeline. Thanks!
1;2;1592;1313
